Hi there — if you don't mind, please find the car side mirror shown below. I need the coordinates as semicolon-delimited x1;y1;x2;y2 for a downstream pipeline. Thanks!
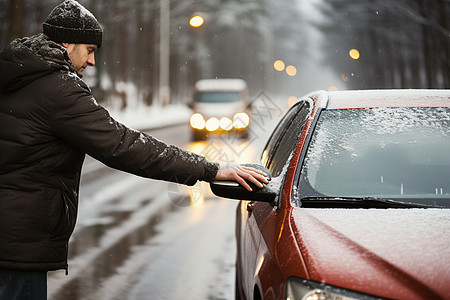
209;164;277;204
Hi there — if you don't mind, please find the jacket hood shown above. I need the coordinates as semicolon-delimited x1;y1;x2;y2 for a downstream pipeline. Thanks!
0;33;75;93
291;208;450;299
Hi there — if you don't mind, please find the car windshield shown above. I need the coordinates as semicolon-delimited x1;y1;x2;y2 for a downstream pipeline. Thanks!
297;107;450;208
197;91;242;103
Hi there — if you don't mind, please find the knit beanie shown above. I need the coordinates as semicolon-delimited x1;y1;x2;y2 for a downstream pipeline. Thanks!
43;0;103;47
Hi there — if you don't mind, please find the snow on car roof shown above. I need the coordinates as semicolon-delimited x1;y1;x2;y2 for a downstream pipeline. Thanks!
325;89;450;109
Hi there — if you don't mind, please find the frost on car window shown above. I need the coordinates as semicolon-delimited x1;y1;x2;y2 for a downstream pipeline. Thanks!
299;108;450;200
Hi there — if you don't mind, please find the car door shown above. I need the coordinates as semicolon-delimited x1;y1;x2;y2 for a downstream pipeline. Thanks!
239;99;312;298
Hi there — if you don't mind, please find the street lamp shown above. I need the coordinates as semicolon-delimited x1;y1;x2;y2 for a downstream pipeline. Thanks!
186;12;206;86
349;48;360;60
159;0;170;106
189;15;204;28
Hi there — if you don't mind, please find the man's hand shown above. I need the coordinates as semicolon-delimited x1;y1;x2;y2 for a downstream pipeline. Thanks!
215;164;270;192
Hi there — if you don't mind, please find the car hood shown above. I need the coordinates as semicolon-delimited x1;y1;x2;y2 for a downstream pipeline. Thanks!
291;208;450;299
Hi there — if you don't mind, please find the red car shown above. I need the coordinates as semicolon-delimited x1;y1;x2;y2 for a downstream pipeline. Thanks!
211;89;450;300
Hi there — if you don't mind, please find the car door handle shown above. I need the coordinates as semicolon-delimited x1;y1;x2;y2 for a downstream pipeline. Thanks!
247;201;255;212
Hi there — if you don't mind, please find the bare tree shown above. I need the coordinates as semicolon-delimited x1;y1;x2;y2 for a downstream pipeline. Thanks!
316;0;449;89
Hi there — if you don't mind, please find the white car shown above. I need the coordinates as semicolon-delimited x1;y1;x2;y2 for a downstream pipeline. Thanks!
189;79;250;140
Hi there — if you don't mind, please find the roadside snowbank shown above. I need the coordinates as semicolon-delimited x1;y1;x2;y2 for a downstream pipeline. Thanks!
108;104;192;131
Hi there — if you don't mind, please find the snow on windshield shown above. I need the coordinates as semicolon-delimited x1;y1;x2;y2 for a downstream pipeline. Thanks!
299;108;450;201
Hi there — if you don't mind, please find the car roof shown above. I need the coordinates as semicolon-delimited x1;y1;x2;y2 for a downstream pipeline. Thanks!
195;79;247;91
321;89;450;109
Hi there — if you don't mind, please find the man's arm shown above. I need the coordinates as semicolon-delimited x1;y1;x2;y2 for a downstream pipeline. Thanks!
48;76;269;189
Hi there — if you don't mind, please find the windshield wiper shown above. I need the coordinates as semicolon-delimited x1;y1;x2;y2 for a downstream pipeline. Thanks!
300;196;439;209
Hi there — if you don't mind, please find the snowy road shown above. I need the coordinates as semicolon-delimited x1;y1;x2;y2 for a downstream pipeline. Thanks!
126;195;238;300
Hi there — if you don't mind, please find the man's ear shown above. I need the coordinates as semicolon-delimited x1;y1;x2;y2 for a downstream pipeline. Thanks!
61;42;69;49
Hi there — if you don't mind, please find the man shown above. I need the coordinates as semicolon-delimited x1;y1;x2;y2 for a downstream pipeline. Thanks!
0;1;268;299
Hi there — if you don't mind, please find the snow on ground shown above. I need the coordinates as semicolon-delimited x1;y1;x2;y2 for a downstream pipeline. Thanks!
108;104;192;131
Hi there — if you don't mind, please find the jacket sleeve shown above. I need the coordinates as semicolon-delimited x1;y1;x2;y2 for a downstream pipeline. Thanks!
47;73;218;185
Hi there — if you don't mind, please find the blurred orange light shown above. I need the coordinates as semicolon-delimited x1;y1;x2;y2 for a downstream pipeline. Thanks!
349;49;360;60
288;96;298;107
274;60;285;71
286;65;297;76
189;16;204;27
328;86;339;91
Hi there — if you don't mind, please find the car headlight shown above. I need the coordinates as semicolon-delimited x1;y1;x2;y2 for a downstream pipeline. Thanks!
220;117;233;131
233;112;250;129
206;117;220;131
286;278;380;300
190;113;205;129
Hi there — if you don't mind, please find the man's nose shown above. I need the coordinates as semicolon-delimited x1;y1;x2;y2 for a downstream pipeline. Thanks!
87;53;95;66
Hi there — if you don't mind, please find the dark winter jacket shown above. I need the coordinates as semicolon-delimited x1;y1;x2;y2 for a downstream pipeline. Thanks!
0;34;218;272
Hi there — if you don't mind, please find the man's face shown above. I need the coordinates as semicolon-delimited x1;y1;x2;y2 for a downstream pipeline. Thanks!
63;43;98;74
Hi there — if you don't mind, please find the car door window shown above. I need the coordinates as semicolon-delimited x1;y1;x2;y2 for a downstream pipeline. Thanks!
262;100;311;177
